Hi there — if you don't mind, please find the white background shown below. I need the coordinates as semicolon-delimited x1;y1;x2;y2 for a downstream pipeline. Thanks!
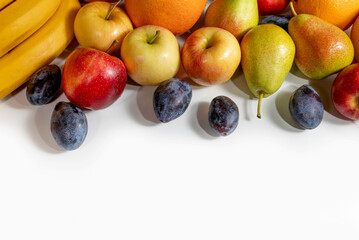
1;1;359;239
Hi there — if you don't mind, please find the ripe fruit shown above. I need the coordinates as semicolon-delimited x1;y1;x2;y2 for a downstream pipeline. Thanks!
125;0;207;35
26;65;61;105
351;17;359;62
204;0;259;40
181;27;241;86
84;0;114;2
51;102;88;151
0;0;13;9
62;47;127;110
0;0;61;58
74;0;133;56
291;0;359;30
241;24;295;118
0;0;80;100
331;63;359;120
289;85;324;129
208;96;239;136
259;15;289;32
288;3;354;80
121;25;180;86
258;0;290;15
153;78;192;123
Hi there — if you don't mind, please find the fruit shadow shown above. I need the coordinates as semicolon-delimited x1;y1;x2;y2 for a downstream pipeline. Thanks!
290;63;352;124
55;38;79;70
272;88;304;131
134;85;161;126
229;67;255;121
28;95;100;153
1;81;29;109
26;98;66;154
308;74;353;124
289;63;313;81
174;60;203;87
1;38;75;108
193;101;219;139
4;81;65;110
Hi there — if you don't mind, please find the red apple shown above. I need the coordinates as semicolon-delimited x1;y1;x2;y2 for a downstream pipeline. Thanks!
257;0;290;15
62;47;127;110
331;63;359;120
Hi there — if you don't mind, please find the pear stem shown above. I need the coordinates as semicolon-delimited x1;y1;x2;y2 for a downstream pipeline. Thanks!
105;0;122;20
257;92;264;119
289;1;297;17
105;39;119;53
148;31;160;44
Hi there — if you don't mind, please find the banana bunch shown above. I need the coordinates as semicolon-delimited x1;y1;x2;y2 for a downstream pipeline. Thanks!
0;0;12;10
0;0;81;100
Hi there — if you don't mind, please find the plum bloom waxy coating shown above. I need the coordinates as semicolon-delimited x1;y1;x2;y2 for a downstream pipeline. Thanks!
289;85;324;129
51;102;88;151
153;78;192;123
208;96;239;136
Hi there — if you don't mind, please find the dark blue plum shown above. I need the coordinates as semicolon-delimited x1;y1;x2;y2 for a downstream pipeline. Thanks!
259;15;290;32
208;96;239;136
51;102;88;150
26;65;62;105
153;78;192;123
289;85;324;130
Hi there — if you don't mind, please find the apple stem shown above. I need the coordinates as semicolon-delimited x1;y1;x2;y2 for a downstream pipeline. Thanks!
257;92;264;119
148;31;160;44
289;1;297;17
105;39;119;53
105;0;122;20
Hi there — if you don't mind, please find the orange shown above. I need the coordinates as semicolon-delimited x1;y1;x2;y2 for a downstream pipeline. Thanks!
125;0;207;35
351;17;359;62
291;0;359;30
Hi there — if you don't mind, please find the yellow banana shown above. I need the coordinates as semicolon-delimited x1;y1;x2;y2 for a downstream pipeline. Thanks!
0;0;13;10
0;0;81;99
0;0;61;58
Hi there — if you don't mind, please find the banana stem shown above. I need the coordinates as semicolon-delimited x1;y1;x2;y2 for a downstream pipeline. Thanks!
257;92;264;119
105;0;122;20
289;1;297;17
148;31;160;44
105;39;119;53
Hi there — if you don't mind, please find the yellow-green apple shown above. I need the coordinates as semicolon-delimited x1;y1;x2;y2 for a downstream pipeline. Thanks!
62;47;127;110
120;25;180;86
74;0;133;56
331;63;359;120
181;27;241;86
257;0;290;15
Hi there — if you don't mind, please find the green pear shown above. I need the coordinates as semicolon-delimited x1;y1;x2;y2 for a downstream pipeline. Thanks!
204;0;258;40
288;2;354;80
241;24;295;118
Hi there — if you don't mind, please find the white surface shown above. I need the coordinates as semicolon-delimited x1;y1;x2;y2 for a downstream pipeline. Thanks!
1;1;359;239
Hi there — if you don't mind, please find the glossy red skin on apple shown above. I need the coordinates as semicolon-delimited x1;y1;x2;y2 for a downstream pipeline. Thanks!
62;47;127;110
257;0;289;15
331;63;359;120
